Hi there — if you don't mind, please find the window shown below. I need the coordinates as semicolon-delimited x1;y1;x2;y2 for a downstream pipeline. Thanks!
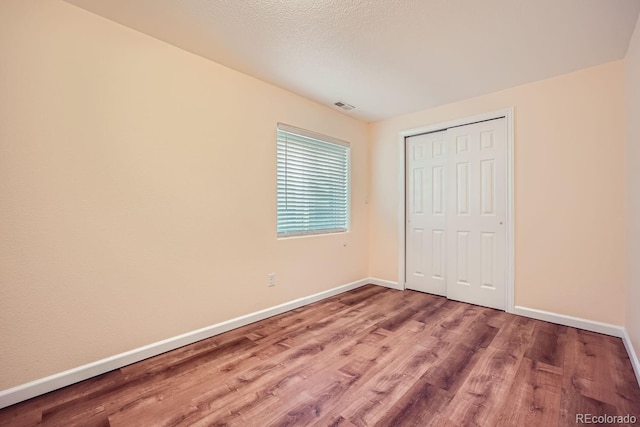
277;123;350;237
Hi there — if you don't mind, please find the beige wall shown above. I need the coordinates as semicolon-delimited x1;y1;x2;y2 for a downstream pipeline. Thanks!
369;61;626;325
625;14;640;361
0;0;369;390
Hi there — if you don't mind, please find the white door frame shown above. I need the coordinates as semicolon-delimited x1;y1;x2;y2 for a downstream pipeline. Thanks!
397;108;515;313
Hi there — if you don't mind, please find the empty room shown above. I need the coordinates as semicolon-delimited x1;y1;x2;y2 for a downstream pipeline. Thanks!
1;0;640;425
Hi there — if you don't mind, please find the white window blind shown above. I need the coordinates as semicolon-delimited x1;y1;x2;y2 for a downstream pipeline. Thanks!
277;123;350;237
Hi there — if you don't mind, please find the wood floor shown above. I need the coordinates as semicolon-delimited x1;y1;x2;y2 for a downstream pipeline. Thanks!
1;285;639;426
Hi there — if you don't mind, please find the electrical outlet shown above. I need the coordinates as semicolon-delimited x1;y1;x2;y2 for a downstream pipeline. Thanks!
268;273;276;287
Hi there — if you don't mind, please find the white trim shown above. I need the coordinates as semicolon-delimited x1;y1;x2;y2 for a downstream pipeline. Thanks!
622;328;640;387
397;132;407;290
368;277;403;290
0;278;370;410
504;109;515;313
397;108;515;311
513;306;624;337
277;122;350;147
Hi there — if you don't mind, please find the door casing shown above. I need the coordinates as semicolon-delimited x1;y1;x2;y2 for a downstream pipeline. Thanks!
397;108;515;313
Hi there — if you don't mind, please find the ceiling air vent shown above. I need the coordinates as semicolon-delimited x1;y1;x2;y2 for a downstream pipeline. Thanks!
334;101;355;111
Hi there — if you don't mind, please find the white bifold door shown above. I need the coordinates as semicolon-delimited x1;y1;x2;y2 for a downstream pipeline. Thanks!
405;118;506;310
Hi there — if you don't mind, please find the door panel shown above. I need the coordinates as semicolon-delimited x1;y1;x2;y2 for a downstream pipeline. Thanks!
446;119;506;309
405;131;447;296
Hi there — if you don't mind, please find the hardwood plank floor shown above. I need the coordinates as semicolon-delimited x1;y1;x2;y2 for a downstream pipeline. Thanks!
1;285;638;426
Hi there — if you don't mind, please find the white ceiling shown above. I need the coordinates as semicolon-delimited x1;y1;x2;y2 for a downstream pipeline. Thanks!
63;0;640;122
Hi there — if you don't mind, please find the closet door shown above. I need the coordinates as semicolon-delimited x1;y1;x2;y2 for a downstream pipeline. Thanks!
405;131;447;296
446;119;506;310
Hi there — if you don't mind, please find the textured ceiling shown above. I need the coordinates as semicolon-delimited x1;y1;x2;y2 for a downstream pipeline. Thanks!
63;0;640;122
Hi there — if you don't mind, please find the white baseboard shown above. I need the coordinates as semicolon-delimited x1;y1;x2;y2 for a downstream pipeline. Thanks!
622;328;640;387
368;277;403;290
0;278;370;410
513;306;624;337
